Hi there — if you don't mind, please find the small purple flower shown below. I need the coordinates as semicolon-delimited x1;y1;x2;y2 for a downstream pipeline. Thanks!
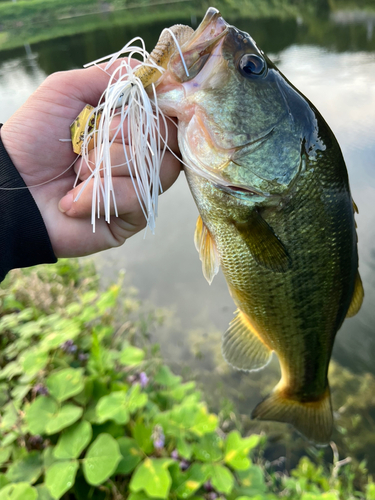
34;384;49;396
171;449;179;460
139;372;149;388
207;493;218;500
28;435;44;447
152;425;165;450
78;352;89;362
204;481;214;492
60;340;77;353
179;459;190;471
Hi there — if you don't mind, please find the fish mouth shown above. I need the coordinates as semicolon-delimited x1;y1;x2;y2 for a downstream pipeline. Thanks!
168;8;229;81
185;7;228;47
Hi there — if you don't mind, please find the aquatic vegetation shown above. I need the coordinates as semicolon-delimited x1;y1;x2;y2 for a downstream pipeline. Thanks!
0;261;374;499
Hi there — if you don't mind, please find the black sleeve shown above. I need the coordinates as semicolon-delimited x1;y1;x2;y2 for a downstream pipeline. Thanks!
0;124;57;283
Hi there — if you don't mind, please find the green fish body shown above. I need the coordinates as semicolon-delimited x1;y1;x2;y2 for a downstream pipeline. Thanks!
155;8;363;444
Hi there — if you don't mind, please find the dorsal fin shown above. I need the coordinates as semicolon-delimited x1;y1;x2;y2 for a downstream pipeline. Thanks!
194;215;220;285
233;210;291;272
222;309;272;371
346;272;364;318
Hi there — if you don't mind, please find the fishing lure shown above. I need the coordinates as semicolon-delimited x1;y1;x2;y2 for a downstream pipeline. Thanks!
71;26;193;233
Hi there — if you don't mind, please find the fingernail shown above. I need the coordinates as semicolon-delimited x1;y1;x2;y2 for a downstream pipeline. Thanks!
58;191;74;213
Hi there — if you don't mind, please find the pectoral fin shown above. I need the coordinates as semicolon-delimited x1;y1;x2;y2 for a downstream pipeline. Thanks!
233;210;291;272
194;216;220;285
346;272;364;318
222;309;272;371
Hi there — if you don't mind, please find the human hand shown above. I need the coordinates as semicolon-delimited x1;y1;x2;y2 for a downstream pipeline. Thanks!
0;64;181;258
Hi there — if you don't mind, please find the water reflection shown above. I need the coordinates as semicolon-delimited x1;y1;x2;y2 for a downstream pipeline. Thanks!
0;6;375;426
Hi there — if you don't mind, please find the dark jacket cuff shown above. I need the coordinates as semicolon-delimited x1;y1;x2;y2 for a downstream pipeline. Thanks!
0;124;57;282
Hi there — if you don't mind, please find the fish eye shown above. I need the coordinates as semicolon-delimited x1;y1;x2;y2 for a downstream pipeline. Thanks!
239;54;266;77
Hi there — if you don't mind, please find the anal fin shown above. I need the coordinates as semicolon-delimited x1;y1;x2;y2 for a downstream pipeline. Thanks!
194;215;220;285
252;386;333;446
222;309;272;371
346;271;364;318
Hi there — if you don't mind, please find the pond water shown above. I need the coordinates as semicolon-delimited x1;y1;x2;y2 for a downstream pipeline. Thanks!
1;4;375;454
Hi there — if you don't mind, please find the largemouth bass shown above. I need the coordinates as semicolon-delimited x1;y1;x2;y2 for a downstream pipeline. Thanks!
152;8;364;444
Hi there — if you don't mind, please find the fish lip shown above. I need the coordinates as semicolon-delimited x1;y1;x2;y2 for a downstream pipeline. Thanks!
189;7;228;42
179;8;229;57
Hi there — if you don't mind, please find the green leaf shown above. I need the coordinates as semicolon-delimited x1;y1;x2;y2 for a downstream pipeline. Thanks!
43;447;58;469
128;493;153;500
119;346;145;366
154;366;181;387
224;431;260;470
367;483;375;500
6;451;43;484
46;369;85;403
0;403;18;432
45;460;79;499
127;384;148;413
82;433;122;486
35;484;55;500
237;465;267;495
11;384;31;402
95;392;129;425
96;385;147;425
53;421;92;459
116;437;143;475
0;482;38;500
175;463;209;498
167;382;196;403
301;494;339;500
45;405;83;435
130;458;173;499
132;421;154;454
177;438;192;460
2;432;18;447
206;464;234;494
25;397;58;435
0;473;9;489
39;319;81;350
192;433;222;462
0;361;23;380
0;383;8;406
0;447;11;466
156;402;217;439
20;349;49;377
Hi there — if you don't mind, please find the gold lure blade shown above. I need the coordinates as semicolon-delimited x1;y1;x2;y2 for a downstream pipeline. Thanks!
70;105;101;155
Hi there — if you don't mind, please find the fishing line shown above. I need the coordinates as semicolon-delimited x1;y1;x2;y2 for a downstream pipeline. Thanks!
0;156;79;191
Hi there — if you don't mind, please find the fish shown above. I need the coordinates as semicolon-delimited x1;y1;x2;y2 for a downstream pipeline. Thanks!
151;7;364;444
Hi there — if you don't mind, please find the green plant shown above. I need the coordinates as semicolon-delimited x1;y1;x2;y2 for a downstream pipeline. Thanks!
0;260;374;500
0;261;270;499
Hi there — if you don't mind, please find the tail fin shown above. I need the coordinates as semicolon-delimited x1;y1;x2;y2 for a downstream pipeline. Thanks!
252;386;333;446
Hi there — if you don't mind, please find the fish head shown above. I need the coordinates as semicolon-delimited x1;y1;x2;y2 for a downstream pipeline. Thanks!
155;8;323;201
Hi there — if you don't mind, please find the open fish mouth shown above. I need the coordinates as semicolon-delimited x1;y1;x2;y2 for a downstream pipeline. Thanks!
169;7;229;82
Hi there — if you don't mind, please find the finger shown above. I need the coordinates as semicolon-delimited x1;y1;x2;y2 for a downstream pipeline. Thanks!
75;142;181;182
60;152;181;218
43;59;141;110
